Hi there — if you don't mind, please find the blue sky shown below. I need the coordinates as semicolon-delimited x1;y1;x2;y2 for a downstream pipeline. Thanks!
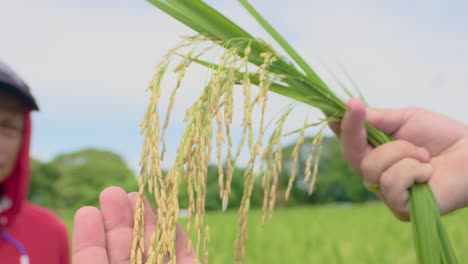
1;0;467;173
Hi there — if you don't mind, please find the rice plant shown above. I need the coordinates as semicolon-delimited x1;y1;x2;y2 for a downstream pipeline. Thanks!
132;1;458;263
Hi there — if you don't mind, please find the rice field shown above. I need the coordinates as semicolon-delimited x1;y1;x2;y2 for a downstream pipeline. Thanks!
63;202;468;263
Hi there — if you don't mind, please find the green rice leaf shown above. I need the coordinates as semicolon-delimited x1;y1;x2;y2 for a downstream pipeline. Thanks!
147;2;458;263
339;65;368;106
237;0;322;82
410;184;441;264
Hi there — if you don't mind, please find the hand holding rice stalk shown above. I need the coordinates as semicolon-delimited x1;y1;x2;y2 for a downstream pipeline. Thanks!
133;1;458;263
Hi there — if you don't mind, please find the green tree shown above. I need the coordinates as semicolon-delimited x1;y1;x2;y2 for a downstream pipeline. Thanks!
29;159;62;208
51;149;137;210
281;136;376;205
177;165;263;211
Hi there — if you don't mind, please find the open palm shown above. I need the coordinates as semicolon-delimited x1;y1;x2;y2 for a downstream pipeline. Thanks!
72;187;195;264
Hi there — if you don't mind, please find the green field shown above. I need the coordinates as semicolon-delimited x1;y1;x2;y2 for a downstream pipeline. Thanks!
63;202;468;263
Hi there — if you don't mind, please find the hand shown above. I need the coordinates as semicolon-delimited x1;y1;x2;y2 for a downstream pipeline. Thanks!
332;98;468;221
72;187;195;263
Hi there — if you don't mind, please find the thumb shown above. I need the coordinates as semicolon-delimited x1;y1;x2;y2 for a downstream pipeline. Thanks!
341;98;371;172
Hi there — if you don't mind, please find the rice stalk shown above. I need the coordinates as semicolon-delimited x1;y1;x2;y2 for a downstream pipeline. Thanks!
285;118;307;201
134;1;460;263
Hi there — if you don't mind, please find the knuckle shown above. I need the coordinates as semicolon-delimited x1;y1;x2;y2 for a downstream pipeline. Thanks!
393;140;413;153
360;155;373;174
380;171;394;190
399;157;419;171
380;172;395;190
387;140;424;161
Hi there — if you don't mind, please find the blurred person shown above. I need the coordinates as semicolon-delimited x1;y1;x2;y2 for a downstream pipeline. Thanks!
0;61;69;263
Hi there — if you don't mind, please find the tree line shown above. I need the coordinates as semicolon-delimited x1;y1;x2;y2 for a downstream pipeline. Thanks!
29;137;376;213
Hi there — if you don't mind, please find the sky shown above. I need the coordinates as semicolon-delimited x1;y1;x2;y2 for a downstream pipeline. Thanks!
1;0;467;173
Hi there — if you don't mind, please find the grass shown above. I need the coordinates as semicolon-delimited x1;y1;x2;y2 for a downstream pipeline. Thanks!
61;202;468;263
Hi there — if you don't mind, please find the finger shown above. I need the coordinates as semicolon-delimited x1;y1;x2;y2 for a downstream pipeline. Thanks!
366;107;420;136
100;187;134;264
361;141;431;185
72;206;109;264
175;224;196;263
380;158;433;221
341;98;372;172
127;192;157;258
